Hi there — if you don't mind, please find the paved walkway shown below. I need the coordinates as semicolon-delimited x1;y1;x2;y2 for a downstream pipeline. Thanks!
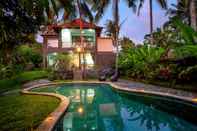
115;79;197;100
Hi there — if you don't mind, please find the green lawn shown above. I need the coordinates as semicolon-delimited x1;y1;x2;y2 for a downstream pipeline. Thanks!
0;70;60;131
0;94;59;131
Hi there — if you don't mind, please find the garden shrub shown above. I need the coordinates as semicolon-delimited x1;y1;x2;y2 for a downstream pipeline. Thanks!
118;45;165;80
15;44;42;69
174;45;197;59
49;53;73;80
0;70;49;93
0;65;14;79
178;65;197;82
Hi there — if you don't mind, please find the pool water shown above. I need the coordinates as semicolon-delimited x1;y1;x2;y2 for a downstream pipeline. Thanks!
33;83;197;131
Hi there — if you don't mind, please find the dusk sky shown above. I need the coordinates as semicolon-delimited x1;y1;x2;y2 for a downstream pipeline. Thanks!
37;0;177;44
98;0;177;44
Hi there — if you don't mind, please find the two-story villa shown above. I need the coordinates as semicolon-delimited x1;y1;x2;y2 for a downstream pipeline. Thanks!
42;18;116;71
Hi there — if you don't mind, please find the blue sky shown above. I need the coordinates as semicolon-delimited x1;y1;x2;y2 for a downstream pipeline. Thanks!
98;0;177;44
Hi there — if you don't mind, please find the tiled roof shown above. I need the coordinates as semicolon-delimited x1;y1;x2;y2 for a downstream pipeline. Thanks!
42;18;102;36
54;18;102;29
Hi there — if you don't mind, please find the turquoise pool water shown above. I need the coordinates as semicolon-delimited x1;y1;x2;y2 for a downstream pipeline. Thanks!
33;83;197;131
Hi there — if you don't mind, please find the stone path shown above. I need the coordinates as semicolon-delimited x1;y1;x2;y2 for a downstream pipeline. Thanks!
115;79;197;99
22;79;51;88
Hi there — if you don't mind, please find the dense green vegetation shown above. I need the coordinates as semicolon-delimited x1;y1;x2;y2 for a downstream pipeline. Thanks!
0;0;197;129
0;94;59;131
0;70;49;94
118;16;197;90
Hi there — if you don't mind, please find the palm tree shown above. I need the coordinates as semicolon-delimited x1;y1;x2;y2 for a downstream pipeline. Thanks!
138;0;167;43
63;0;96;79
167;0;197;31
89;0;137;75
105;20;116;42
189;0;197;31
167;0;190;24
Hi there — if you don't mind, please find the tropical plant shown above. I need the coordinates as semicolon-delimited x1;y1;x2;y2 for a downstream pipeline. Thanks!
54;53;72;71
15;44;42;68
119;44;165;79
178;65;197;81
172;18;197;44
144;17;197;48
0;65;14;79
0;0;60;64
167;0;190;24
105;20;116;44
167;0;197;31
120;37;135;52
174;45;197;59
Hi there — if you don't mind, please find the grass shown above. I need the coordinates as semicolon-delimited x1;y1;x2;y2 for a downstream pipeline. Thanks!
0;70;60;131
0;94;60;131
0;70;49;94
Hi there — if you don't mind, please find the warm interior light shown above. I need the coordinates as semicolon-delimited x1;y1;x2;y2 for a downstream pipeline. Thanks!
76;47;81;53
77;107;83;114
192;98;197;102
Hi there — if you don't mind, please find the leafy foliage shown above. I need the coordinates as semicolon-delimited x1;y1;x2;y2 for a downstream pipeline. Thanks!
172;18;197;44
0;70;48;93
48;53;73;80
53;53;72;71
145;18;197;48
119;45;165;79
174;45;197;59
178;65;197;81
15;44;42;68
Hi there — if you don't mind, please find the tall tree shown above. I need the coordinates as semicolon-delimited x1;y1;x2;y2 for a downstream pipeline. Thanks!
90;0;137;74
138;0;167;43
0;0;80;64
189;0;197;31
167;0;197;30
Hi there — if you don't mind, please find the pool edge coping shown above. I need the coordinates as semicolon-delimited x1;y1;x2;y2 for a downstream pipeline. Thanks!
22;80;197;131
21;83;70;131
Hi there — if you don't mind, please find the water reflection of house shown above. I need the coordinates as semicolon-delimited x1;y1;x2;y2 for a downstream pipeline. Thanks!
41;18;116;70
58;86;123;131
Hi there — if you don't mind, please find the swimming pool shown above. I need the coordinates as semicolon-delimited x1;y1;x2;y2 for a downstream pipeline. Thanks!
32;83;197;131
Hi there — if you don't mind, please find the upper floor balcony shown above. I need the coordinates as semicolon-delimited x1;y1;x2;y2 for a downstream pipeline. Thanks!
46;28;96;52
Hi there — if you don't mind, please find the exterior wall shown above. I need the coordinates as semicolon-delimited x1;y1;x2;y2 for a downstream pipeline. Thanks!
61;28;96;48
96;52;116;70
61;29;72;48
96;37;116;70
97;37;115;52
47;38;58;48
43;30;116;70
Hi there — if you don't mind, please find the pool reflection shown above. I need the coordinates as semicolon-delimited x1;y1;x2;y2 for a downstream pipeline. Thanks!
50;84;197;131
